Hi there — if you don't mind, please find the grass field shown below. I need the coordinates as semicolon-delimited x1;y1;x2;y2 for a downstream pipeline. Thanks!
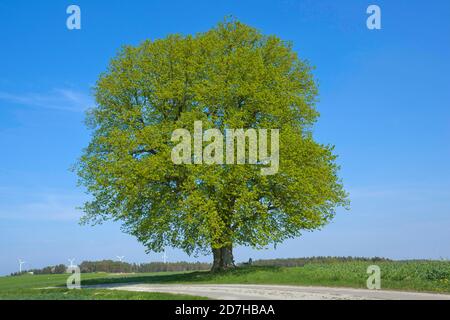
0;272;206;300
1;259;450;299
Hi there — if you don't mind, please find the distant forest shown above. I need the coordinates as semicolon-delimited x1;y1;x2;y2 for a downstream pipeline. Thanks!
10;257;391;276
10;260;211;275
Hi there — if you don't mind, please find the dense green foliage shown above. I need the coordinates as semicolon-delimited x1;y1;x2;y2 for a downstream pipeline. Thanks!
75;18;348;262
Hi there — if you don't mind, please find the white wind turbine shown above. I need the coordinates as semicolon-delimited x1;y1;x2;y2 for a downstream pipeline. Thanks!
161;250;168;264
68;258;76;268
116;256;125;262
18;259;26;273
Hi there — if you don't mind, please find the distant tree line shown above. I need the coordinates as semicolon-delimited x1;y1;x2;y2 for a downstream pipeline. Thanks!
10;264;67;276
10;260;211;275
241;256;392;267
10;256;392;276
79;260;211;273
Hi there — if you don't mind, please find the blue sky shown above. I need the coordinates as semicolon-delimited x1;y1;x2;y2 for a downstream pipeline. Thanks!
0;0;449;275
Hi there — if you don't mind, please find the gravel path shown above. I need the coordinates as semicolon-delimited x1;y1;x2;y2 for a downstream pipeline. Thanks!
90;283;450;300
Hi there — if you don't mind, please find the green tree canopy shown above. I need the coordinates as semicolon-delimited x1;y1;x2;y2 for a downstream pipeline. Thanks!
75;19;348;271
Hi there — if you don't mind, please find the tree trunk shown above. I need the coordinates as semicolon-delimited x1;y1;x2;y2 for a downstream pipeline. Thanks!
211;245;235;272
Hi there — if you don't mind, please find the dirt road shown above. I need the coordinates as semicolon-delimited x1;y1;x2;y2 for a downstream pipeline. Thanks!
95;283;450;300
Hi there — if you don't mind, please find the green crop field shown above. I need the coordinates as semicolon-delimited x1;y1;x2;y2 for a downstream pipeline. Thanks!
1;260;450;299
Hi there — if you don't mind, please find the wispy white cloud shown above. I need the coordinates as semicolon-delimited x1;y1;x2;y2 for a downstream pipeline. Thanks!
0;88;94;112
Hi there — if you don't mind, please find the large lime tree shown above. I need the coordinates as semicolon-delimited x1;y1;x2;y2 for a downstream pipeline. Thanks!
75;19;348;271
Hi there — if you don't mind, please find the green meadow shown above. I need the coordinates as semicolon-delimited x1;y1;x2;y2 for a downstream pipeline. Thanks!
0;272;206;300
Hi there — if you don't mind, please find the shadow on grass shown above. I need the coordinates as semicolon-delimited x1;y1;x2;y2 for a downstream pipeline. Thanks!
82;266;281;286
